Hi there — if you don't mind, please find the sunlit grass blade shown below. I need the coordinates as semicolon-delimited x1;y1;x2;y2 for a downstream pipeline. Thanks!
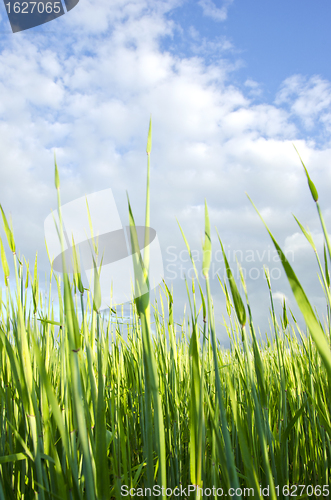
216;230;246;328
0;204;15;253
202;202;242;496
248;194;331;380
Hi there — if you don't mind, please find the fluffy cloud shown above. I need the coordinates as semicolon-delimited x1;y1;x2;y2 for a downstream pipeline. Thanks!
276;74;331;131
0;0;330;344
197;0;234;22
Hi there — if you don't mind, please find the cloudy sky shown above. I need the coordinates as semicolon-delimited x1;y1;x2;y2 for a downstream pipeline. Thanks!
0;0;331;345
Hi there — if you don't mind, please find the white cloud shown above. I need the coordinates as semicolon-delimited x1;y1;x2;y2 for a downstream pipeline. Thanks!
276;74;331;130
283;231;325;255
0;0;330;343
221;105;296;139
197;0;234;22
244;79;263;98
272;292;288;303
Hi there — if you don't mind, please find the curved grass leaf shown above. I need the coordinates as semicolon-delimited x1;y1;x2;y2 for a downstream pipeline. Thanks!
0;204;15;253
202;200;211;277
248;194;331;380
216;230;246;327
0;237;9;283
293;145;318;202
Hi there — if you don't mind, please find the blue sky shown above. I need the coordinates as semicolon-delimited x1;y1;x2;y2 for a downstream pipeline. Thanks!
163;1;331;88
199;0;331;93
0;0;330;344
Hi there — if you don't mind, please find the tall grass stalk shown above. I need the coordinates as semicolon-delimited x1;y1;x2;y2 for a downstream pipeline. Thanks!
0;140;330;498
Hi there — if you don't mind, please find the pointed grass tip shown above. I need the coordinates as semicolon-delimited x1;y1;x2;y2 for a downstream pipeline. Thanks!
293;144;318;202
202;199;212;277
146;116;152;155
54;152;60;190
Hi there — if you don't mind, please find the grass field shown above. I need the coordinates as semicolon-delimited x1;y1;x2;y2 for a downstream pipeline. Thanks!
0;126;330;499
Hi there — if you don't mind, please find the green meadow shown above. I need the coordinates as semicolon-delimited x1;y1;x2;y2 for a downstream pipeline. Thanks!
0;123;330;499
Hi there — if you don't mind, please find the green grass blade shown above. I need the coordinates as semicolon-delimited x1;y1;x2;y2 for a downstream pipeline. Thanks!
248;194;331;380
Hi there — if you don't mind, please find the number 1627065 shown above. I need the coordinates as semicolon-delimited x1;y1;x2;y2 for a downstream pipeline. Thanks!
5;2;62;14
